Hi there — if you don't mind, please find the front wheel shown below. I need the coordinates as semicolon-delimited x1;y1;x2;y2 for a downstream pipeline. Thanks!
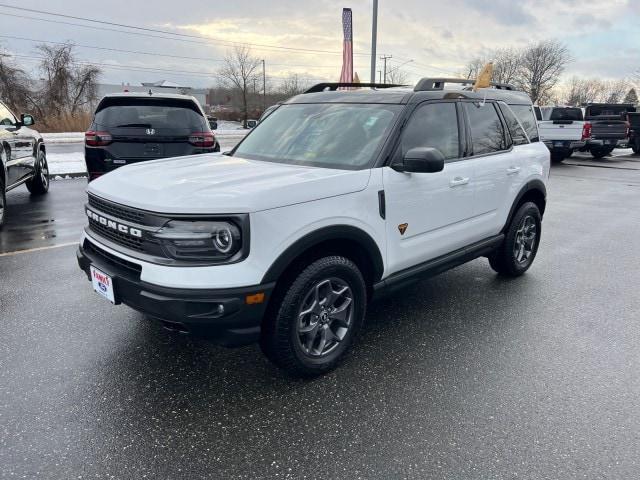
632;141;639;155
26;149;49;195
260;256;367;377
489;202;542;277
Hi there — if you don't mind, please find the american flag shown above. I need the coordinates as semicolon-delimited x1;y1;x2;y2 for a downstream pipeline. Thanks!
339;8;353;84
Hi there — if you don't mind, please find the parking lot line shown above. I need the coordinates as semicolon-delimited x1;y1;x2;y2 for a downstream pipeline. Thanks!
0;241;78;257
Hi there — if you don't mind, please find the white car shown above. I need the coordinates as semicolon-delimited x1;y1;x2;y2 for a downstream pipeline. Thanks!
77;79;550;376
538;106;589;163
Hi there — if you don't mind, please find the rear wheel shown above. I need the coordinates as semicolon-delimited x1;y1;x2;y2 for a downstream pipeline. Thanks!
590;147;612;159
489;202;542;277
550;151;566;163
632;141;639;155
260;256;367;377
26;149;49;195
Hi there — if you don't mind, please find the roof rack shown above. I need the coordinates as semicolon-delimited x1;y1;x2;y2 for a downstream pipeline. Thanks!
414;78;516;92
304;82;405;93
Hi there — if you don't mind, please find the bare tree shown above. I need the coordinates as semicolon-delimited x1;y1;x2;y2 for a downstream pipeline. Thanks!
278;74;308;98
462;48;521;85
516;40;572;104
599;79;630;103
218;46;261;127
386;66;409;85
0;50;33;113
562;77;602;106
36;43;100;117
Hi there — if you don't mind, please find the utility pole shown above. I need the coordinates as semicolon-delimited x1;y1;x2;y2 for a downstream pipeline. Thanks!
262;59;266;111
380;54;392;83
378;70;382;83
370;0;378;84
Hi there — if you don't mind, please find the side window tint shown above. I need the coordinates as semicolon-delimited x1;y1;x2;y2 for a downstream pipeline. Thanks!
499;103;529;146
510;104;540;142
399;102;460;160
464;102;507;155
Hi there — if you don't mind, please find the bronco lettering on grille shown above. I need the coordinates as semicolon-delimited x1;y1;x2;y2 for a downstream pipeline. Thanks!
86;209;143;238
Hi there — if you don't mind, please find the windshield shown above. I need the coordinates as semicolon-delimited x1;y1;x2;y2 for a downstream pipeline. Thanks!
233;103;401;169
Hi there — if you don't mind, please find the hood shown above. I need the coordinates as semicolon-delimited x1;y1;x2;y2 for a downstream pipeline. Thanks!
88;154;371;214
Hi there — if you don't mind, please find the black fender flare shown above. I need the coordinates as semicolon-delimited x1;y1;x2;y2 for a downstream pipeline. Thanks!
502;179;547;232
261;225;385;284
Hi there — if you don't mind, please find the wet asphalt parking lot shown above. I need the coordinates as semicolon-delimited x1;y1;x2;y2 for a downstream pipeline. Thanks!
1;153;640;479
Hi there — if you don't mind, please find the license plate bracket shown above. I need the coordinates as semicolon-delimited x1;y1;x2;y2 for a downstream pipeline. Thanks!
90;266;116;304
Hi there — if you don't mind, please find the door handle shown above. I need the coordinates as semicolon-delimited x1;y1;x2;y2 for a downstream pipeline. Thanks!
506;166;521;175
449;176;470;187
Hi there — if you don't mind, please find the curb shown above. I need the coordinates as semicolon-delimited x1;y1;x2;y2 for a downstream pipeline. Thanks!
51;172;88;180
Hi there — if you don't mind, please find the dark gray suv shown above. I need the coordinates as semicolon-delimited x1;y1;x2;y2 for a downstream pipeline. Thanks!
0;101;48;228
84;93;220;182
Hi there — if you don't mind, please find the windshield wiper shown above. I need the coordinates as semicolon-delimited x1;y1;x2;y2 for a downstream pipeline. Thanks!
115;123;152;128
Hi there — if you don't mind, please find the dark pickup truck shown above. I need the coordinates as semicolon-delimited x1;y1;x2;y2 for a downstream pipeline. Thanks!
584;103;636;158
628;112;640;155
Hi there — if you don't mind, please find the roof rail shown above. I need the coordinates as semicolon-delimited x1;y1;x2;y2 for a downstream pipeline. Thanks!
304;82;405;93
414;78;516;92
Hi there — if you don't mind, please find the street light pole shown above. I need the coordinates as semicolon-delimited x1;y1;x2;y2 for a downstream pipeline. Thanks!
370;0;378;84
262;59;266;111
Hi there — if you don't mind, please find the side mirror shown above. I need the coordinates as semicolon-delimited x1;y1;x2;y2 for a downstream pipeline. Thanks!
21;114;35;127
392;147;445;173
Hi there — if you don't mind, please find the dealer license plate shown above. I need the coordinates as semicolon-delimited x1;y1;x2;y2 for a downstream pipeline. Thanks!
90;266;115;303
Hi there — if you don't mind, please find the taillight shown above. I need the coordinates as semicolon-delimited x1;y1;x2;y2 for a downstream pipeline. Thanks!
581;122;592;141
85;130;112;146
188;131;215;148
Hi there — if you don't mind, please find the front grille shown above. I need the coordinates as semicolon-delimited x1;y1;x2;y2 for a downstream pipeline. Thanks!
88;195;145;223
88;217;144;251
84;240;142;275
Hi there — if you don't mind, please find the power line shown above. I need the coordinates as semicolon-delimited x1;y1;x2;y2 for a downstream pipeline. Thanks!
0;34;370;70
0;5;372;57
6;53;333;82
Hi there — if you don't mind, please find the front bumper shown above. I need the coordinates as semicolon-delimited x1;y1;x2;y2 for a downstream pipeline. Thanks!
77;239;274;346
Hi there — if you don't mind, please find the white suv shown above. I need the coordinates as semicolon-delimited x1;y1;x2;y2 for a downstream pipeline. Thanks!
77;79;550;376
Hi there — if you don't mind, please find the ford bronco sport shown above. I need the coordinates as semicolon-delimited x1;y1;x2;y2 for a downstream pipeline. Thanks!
77;78;550;376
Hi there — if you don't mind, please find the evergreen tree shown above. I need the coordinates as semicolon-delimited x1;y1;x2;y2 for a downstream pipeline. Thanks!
624;88;638;105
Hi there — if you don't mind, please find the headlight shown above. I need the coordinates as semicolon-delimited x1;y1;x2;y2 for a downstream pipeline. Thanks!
152;220;242;261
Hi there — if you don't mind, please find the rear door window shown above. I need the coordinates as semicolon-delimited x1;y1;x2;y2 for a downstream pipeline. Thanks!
94;98;207;135
509;104;540;142
464;102;507;155
498;103;529;146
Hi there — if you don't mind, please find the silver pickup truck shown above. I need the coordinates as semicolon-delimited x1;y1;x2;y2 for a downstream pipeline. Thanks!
538;107;588;163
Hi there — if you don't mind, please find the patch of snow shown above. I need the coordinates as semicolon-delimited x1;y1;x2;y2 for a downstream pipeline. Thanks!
42;132;85;144
48;152;86;175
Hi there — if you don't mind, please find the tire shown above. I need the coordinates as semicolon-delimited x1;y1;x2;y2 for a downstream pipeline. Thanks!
590;147;613;159
213;141;221;153
550;151;566;163
565;150;574;159
632;141;639;155
489;202;542;277
260;256;367;377
0;174;6;229
26;149;49;195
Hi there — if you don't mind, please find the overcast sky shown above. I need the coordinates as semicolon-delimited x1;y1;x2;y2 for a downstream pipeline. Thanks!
1;0;638;88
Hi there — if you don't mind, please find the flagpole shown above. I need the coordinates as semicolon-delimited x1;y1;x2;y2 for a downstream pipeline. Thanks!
370;0;378;84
